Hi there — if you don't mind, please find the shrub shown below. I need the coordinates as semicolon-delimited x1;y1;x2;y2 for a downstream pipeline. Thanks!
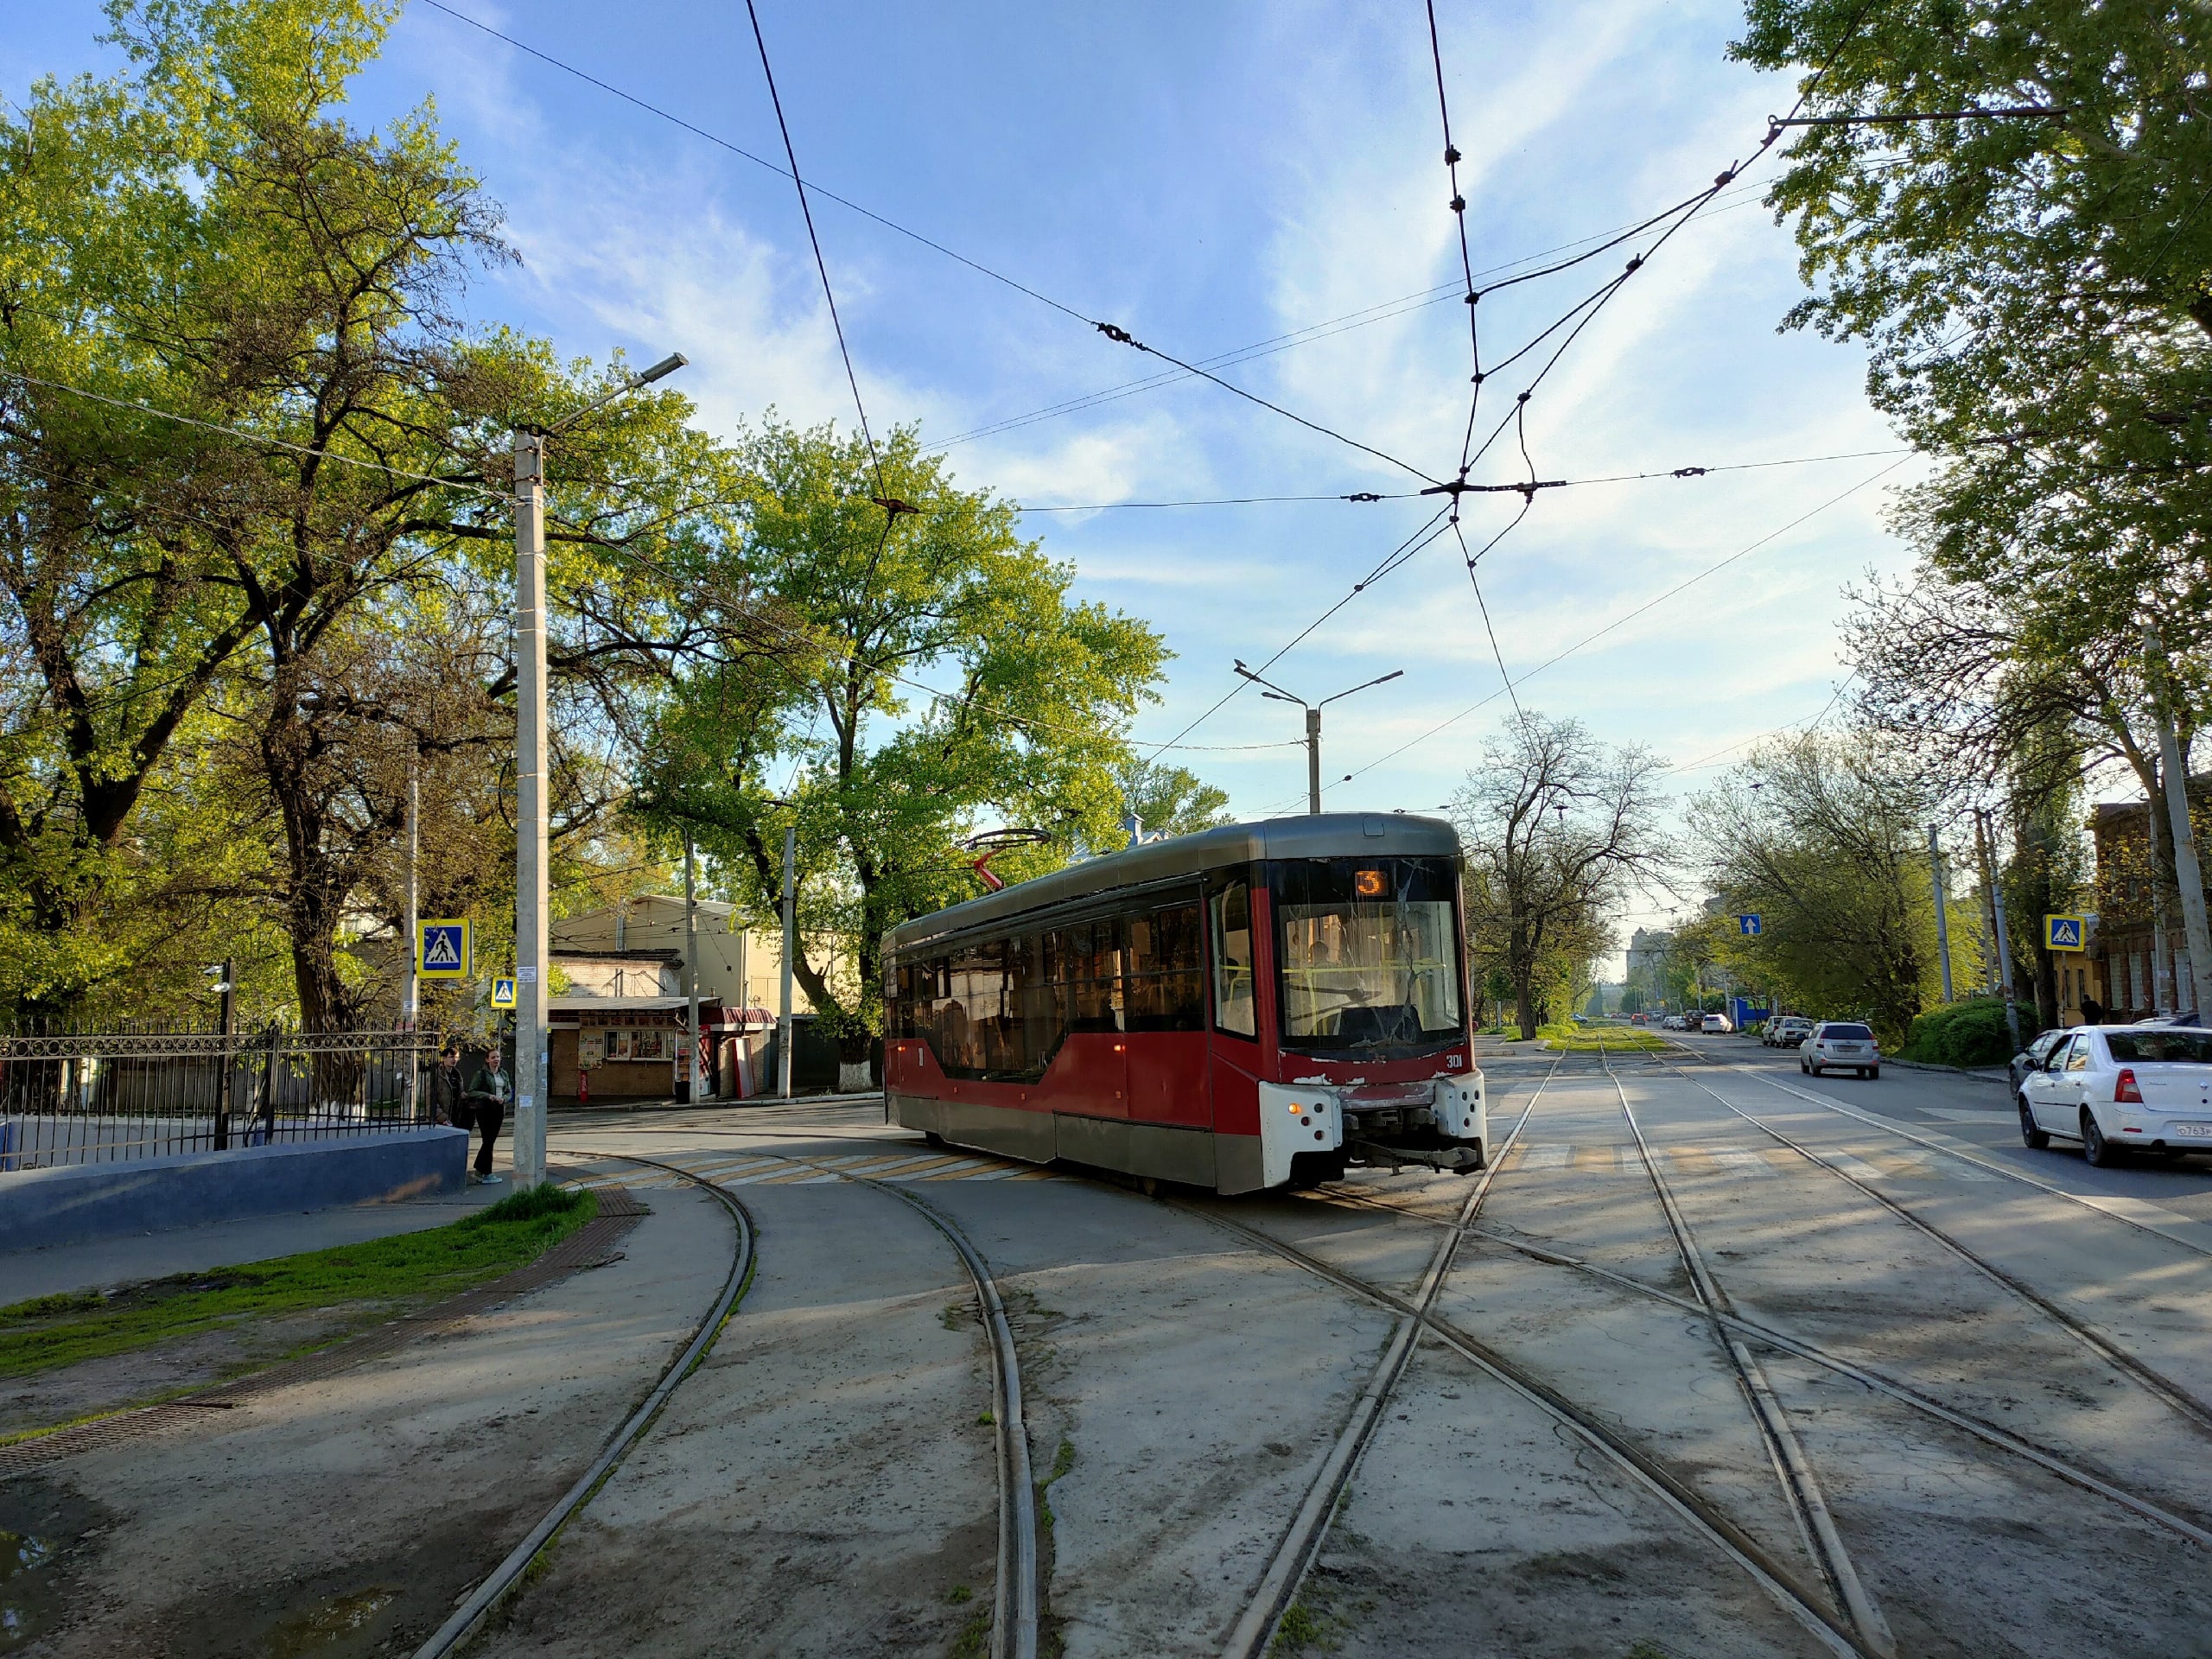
1898;999;2036;1068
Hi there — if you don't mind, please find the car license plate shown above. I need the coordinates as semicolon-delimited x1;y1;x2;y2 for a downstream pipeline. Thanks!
2169;1122;2212;1138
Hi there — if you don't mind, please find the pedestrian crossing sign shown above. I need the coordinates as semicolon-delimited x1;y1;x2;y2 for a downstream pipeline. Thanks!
418;919;471;979
491;976;517;1009
2044;914;2086;952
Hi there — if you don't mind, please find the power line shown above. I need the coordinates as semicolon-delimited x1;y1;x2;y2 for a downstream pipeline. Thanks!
1660;673;1858;777
1007;445;1916;512
1136;505;1456;759
419;0;1434;487
1425;0;1484;476
414;0;1091;326
1087;321;1440;485
0;370;513;500
936;177;1776;454
1323;456;1912;793
741;0;882;499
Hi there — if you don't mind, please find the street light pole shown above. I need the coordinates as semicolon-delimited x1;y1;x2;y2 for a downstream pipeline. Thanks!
404;752;420;1122
511;352;687;1188
1233;661;1404;816
1304;707;1322;814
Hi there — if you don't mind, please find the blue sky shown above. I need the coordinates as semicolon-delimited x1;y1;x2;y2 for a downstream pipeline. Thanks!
7;0;1926;962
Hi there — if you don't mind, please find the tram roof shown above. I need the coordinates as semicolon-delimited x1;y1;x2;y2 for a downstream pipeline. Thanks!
887;811;1462;953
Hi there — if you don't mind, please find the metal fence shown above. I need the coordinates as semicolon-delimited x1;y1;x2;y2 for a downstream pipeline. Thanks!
0;1026;447;1171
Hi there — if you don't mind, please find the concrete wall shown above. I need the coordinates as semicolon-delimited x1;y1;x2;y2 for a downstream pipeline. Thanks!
0;1128;469;1254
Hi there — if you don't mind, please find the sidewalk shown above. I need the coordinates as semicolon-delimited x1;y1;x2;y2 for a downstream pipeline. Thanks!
1;1136;516;1306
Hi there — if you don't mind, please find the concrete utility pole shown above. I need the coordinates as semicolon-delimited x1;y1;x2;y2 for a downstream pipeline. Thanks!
1232;660;1404;815
1977;809;2022;1050
1929;824;1954;1003
2145;626;2212;1017
779;820;797;1099
683;830;702;1102
512;429;550;1188
510;353;685;1187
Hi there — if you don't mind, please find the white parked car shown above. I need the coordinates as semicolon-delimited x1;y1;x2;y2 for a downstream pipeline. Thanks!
1701;1013;1732;1033
2018;1026;2212;1166
1800;1020;1881;1078
1764;1016;1815;1048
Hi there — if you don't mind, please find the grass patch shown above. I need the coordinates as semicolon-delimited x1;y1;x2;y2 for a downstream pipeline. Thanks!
950;1607;992;1659
1538;1023;1669;1053
0;1185;597;1381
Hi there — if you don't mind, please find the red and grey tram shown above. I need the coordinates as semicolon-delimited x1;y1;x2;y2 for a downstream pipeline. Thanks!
883;812;1486;1194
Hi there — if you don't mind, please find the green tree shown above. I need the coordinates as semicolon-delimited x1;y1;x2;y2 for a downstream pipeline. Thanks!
1116;758;1232;841
1452;711;1668;1040
636;419;1168;1083
0;0;766;1023
1742;0;2212;931
1689;734;1940;1044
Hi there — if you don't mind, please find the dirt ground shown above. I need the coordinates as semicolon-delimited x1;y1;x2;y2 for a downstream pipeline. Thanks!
5;1183;731;1658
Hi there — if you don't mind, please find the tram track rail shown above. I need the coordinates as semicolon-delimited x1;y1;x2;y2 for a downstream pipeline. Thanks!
1304;1058;2212;1558
1599;1039;1897;1656
1657;1038;2212;1263
1640;1039;2212;1437
581;1140;1043;1659
1183;1052;1872;1659
411;1153;757;1659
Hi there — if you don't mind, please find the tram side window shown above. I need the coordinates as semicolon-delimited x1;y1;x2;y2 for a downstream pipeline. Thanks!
1125;904;1205;1032
1062;918;1123;1033
1209;881;1256;1037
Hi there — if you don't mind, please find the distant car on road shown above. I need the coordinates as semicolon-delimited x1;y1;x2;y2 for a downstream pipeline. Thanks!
1701;1013;1732;1033
2008;1028;2069;1095
1802;1021;1880;1078
2018;1025;2212;1166
1764;1016;1815;1048
1630;1013;1649;1025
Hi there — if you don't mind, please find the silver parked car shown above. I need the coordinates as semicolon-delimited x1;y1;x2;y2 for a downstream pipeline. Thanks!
2018;1025;2212;1166
1801;1020;1881;1079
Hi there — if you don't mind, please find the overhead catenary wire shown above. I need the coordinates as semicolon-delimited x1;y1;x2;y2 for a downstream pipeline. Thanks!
1323;456;1912;795
1241;0;1891;805
1008;446;1915;512
741;0;883;499
1660;673;1859;778
419;0;1436;490
1135;506;1456;760
938;176;1777;454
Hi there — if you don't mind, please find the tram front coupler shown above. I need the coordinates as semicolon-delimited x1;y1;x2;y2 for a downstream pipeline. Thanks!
1345;1137;1486;1174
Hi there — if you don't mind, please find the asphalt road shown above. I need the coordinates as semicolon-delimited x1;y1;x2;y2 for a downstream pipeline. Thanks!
1675;1029;2212;1241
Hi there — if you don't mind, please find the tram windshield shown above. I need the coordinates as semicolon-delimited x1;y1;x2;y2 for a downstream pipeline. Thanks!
1271;856;1465;1056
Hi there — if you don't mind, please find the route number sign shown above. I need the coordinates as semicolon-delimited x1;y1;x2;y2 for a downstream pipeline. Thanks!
2044;914;2087;952
1737;914;1763;936
418;919;471;979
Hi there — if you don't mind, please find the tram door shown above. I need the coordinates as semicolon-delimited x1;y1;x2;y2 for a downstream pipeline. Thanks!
1123;899;1210;1128
1205;878;1264;1135
1059;918;1128;1121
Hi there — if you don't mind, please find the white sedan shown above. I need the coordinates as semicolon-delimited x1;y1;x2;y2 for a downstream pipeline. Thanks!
2018;1026;2212;1166
1800;1021;1881;1078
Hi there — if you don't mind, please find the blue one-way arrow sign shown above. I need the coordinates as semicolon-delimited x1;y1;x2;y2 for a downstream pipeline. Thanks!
1737;913;1763;937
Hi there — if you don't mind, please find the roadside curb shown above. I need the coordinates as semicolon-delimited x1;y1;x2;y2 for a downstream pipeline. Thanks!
1885;1058;2009;1083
